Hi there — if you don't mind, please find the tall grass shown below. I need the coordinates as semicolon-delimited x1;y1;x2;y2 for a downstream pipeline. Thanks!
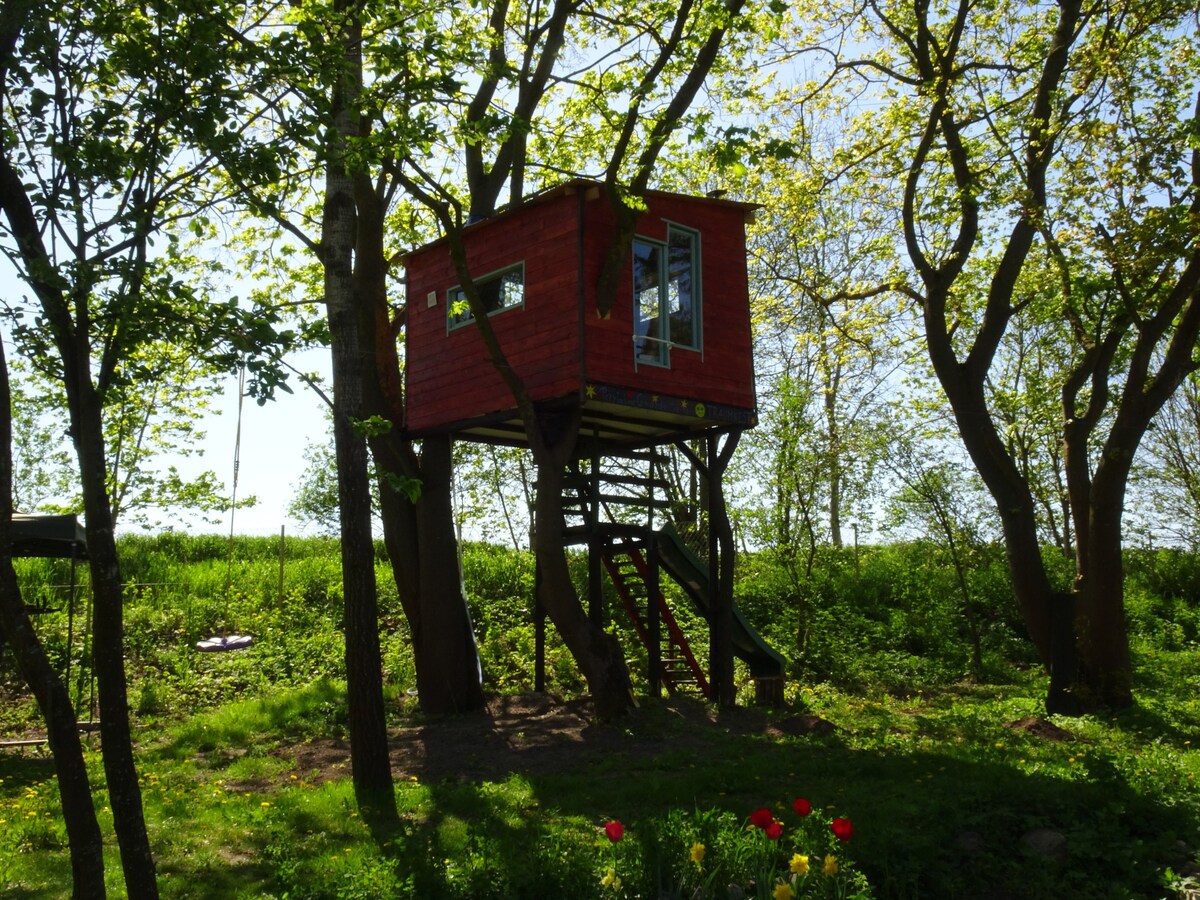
8;535;1200;723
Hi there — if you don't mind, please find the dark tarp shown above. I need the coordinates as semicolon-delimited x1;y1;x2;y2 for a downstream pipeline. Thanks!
9;514;87;559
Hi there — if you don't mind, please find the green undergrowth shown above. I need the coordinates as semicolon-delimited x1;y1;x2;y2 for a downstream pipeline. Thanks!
3;657;1199;899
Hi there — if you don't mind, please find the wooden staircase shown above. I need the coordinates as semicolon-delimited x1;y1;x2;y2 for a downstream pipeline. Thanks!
600;536;709;698
555;447;710;699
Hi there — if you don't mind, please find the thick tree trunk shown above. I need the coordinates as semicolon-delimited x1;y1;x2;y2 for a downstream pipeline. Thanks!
370;436;484;715
0;346;106;899
331;406;396;827
353;212;483;715
70;379;159;898
928;316;1076;711
1075;538;1133;708
413;436;485;712
1072;468;1134;708
533;445;631;719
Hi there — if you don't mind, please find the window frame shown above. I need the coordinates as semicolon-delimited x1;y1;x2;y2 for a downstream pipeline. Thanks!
631;223;702;368
632;236;670;367
446;261;526;331
664;222;702;353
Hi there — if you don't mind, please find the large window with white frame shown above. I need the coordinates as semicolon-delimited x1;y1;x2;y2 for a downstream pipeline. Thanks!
632;225;701;366
447;263;525;329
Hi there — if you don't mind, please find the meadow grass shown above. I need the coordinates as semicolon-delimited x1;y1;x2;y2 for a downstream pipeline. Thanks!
1;657;1197;898
1;537;1198;898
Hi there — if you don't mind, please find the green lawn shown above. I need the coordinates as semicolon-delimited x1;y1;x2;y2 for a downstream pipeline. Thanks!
3;650;1198;899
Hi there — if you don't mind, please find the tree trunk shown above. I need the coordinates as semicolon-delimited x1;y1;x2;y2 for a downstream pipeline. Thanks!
1073;468;1134;708
413;436;485;712
925;311;1076;710
369;438;485;715
822;341;843;548
330;401;397;828
690;432;741;707
69;374;159;898
0;102;157;897
353;204;484;715
323;42;399;830
709;455;736;708
0;345;106;899
533;436;631;719
0;573;107;898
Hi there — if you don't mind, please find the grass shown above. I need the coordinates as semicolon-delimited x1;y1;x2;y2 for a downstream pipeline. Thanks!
2;655;1198;898
2;537;1199;897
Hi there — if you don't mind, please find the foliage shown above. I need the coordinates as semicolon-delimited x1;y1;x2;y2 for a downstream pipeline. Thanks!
7;355;244;528
10;533;1197;732
735;541;1036;694
454;443;533;551
737;99;910;557
779;0;1200;706
1130;378;1200;552
288;413;370;537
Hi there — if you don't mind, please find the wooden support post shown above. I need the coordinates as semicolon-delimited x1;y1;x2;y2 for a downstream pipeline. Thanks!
705;431;739;708
534;557;546;693
588;536;603;628
647;532;662;697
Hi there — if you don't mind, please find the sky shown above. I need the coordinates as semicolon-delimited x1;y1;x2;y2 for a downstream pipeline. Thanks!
173;346;332;537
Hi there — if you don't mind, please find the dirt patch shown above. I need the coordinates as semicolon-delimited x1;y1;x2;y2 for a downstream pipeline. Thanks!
265;693;785;789
1005;715;1075;743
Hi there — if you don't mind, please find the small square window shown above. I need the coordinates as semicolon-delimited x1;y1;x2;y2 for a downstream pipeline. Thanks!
448;263;525;329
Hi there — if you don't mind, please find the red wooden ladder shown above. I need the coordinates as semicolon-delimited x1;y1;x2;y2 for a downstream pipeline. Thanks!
600;539;710;699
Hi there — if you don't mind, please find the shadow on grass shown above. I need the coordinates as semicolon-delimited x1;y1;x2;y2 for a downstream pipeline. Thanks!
7;684;1191;899
391;696;1192;899
153;677;348;758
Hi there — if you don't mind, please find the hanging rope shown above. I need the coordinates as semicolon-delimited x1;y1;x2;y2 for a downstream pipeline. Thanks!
197;361;253;653
225;361;245;592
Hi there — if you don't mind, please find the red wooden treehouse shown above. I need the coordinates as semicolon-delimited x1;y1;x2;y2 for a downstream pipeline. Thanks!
404;180;784;703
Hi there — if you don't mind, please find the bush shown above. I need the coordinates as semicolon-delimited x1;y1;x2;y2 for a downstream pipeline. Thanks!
6;534;1197;722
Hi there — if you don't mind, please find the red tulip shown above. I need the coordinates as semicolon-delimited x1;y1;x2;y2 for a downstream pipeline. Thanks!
831;817;854;840
749;807;774;830
605;820;624;842
766;821;783;840
792;797;812;817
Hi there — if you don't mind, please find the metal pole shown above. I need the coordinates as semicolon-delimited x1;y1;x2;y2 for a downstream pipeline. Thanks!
852;522;860;575
278;524;286;604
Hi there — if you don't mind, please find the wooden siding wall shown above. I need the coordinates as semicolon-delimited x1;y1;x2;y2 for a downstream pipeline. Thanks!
404;184;756;436
405;192;583;433
581;193;756;412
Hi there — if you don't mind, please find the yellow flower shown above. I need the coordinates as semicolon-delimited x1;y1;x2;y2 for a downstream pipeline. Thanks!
773;883;794;900
601;867;621;890
689;842;706;864
823;854;839;876
790;853;809;875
